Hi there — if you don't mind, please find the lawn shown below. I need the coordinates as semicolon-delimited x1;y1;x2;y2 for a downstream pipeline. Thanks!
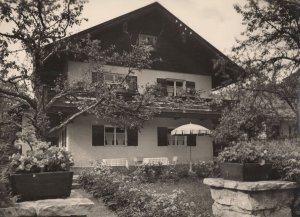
141;177;213;216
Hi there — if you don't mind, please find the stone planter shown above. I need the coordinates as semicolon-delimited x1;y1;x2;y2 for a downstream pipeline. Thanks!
204;178;300;217
220;162;272;181
10;171;73;201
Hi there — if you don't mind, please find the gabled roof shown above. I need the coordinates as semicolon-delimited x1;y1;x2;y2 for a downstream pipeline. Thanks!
65;2;238;88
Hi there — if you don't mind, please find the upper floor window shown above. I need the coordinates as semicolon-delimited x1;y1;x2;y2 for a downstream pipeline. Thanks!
166;80;184;97
138;34;157;47
92;72;137;93
157;78;195;97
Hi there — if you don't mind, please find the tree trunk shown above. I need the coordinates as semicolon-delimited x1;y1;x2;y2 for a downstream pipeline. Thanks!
297;82;300;144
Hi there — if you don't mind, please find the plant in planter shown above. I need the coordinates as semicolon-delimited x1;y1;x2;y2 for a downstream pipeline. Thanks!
8;132;74;201
217;141;272;181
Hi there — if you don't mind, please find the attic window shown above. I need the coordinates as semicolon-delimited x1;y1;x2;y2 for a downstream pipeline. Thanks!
138;34;157;47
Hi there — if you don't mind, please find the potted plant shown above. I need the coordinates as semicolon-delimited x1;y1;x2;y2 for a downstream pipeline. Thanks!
217;141;272;181
8;132;74;201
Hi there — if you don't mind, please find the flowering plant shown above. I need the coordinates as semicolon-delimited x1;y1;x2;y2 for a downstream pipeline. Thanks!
217;141;270;165
9;142;74;174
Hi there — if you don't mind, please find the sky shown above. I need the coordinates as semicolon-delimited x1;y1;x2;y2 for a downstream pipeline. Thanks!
74;0;246;54
0;0;247;55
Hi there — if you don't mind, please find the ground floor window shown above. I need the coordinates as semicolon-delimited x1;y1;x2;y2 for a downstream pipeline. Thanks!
105;126;126;146
158;127;194;146
59;128;66;147
92;125;138;146
167;128;186;145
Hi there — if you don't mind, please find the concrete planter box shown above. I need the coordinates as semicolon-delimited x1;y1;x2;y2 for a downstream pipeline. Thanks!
220;162;272;181
10;171;73;201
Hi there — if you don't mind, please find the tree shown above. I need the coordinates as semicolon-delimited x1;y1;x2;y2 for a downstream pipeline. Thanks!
0;0;158;143
213;0;300;142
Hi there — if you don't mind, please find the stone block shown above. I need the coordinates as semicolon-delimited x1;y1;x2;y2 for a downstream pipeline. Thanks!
204;178;299;217
204;178;299;191
0;190;94;216
213;202;292;217
211;188;294;210
0;206;36;217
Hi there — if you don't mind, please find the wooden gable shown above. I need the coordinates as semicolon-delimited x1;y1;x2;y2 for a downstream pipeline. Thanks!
45;2;238;89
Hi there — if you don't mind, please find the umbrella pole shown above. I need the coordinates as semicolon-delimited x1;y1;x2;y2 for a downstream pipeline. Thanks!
189;145;193;173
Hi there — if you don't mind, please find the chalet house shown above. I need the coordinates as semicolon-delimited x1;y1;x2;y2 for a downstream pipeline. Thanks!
39;2;237;166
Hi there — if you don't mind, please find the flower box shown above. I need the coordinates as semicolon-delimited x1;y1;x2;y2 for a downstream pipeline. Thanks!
220;162;272;181
10;171;73;201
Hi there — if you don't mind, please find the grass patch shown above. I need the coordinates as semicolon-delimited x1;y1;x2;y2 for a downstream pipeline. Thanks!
141;177;213;216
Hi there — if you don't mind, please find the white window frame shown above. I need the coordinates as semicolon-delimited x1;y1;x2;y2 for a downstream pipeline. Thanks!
167;128;187;146
104;125;127;146
104;73;125;85
166;79;186;97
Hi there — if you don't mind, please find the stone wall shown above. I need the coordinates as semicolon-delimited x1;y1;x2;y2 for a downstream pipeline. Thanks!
293;189;300;217
204;178;300;217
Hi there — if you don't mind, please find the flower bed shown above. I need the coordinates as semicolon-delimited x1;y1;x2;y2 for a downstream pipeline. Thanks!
78;163;214;217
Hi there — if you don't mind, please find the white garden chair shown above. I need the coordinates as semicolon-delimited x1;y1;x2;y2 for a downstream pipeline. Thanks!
102;158;129;169
142;157;169;165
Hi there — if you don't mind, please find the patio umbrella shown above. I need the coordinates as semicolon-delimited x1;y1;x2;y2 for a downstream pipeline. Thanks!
171;123;211;172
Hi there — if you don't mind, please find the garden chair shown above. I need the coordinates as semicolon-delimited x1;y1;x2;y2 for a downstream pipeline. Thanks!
133;157;143;165
172;156;178;166
102;158;129;169
142;157;169;165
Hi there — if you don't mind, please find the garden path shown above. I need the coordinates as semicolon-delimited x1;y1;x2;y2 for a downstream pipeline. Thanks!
76;189;118;217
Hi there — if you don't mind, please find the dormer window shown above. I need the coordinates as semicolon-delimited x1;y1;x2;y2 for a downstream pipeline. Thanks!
138;34;157;47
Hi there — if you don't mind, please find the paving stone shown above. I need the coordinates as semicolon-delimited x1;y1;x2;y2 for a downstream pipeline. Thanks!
0;190;94;216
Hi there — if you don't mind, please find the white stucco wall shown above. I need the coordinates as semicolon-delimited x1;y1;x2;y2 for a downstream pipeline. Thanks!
67;61;212;96
66;115;213;166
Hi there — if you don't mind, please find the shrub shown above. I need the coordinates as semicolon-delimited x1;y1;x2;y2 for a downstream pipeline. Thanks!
9;142;74;173
0;165;13;208
175;164;190;178
193;161;220;178
130;164;179;183
0;142;18;207
217;141;270;164
217;140;300;183
78;163;196;217
263;140;300;182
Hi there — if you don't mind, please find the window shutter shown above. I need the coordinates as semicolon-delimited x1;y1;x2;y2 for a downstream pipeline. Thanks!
92;72;98;83
186;81;196;95
187;135;196;146
92;125;104;146
126;76;137;93
157;127;168;146
127;128;138;146
156;78;167;96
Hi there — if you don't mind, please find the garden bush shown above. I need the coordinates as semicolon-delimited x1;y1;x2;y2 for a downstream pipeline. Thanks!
78;162;196;217
217;140;300;183
131;164;179;183
0;142;18;207
193;161;220;178
263;140;300;182
0;165;13;208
